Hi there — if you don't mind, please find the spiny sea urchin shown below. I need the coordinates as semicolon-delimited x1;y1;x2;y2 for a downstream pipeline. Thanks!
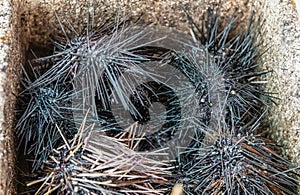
16;63;77;170
27;114;173;195
187;8;274;126
176;113;300;194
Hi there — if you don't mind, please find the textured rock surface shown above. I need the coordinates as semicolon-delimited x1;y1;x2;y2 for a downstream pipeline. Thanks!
0;0;299;194
259;0;300;166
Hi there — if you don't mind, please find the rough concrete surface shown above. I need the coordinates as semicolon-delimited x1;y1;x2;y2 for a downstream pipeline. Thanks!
0;0;299;194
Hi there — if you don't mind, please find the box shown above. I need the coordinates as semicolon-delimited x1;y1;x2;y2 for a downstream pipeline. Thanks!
0;0;299;193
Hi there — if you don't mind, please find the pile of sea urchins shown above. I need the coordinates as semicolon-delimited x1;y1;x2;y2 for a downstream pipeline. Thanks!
16;4;299;195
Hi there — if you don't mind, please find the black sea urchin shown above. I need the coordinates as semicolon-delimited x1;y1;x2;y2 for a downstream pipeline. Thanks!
176;114;299;194
27;113;173;195
187;8;274;126
16;63;77;170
